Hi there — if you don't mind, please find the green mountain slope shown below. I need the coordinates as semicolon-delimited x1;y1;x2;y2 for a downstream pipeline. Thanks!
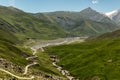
86;28;120;41
96;29;120;39
0;18;19;43
0;17;29;67
70;19;119;36
45;38;120;80
0;6;69;40
0;16;64;79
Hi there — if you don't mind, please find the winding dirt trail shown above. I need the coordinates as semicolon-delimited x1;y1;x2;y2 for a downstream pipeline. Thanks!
0;47;38;79
23;62;38;75
41;47;45;52
26;56;37;60
23;48;38;75
0;68;34;80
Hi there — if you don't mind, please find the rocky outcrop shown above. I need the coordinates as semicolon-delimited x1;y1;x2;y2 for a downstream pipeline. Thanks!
0;58;23;73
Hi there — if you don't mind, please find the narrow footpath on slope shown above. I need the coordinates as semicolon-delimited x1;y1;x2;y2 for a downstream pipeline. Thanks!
0;68;34;80
0;48;38;80
23;62;38;75
24;49;38;75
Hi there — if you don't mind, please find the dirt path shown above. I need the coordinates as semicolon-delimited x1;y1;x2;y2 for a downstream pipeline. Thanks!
0;47;38;79
23;62;38;75
0;68;34;80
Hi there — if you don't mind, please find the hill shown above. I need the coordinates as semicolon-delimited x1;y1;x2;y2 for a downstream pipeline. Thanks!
0;6;69;40
86;29;120;41
45;38;120;80
0;16;65;79
69;19;119;36
0;19;18;43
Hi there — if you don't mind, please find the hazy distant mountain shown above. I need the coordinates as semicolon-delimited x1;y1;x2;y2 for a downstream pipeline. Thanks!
105;10;118;19
105;9;120;25
70;19;119;36
42;7;113;23
79;7;113;23
34;7;119;36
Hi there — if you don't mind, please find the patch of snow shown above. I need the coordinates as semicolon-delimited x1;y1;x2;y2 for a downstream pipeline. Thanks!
105;10;118;19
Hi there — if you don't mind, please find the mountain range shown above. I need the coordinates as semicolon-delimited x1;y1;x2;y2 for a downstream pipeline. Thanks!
0;5;119;41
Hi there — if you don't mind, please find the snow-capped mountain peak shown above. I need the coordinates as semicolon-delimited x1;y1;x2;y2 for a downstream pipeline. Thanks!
105;10;118;19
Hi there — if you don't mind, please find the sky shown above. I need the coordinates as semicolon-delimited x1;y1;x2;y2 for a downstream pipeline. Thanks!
0;0;120;13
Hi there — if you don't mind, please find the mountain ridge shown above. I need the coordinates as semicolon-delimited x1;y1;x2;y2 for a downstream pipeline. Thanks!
0;5;118;40
34;7;120;37
0;5;120;39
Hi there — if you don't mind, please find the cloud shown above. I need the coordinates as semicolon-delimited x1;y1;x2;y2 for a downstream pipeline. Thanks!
92;0;99;4
8;0;15;6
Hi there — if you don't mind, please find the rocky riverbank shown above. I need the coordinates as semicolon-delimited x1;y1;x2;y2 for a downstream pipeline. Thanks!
49;55;79;80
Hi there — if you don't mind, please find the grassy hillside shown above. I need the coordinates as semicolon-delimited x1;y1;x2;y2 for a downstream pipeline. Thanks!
0;17;29;67
30;49;63;76
0;6;69;40
70;19;119;36
0;17;29;68
45;38;120;80
0;17;64;79
0;41;64;79
0;19;19;43
95;29;120;39
86;29;120;41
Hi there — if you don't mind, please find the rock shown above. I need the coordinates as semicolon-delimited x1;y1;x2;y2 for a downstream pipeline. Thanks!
107;59;112;62
92;76;100;80
50;55;57;59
